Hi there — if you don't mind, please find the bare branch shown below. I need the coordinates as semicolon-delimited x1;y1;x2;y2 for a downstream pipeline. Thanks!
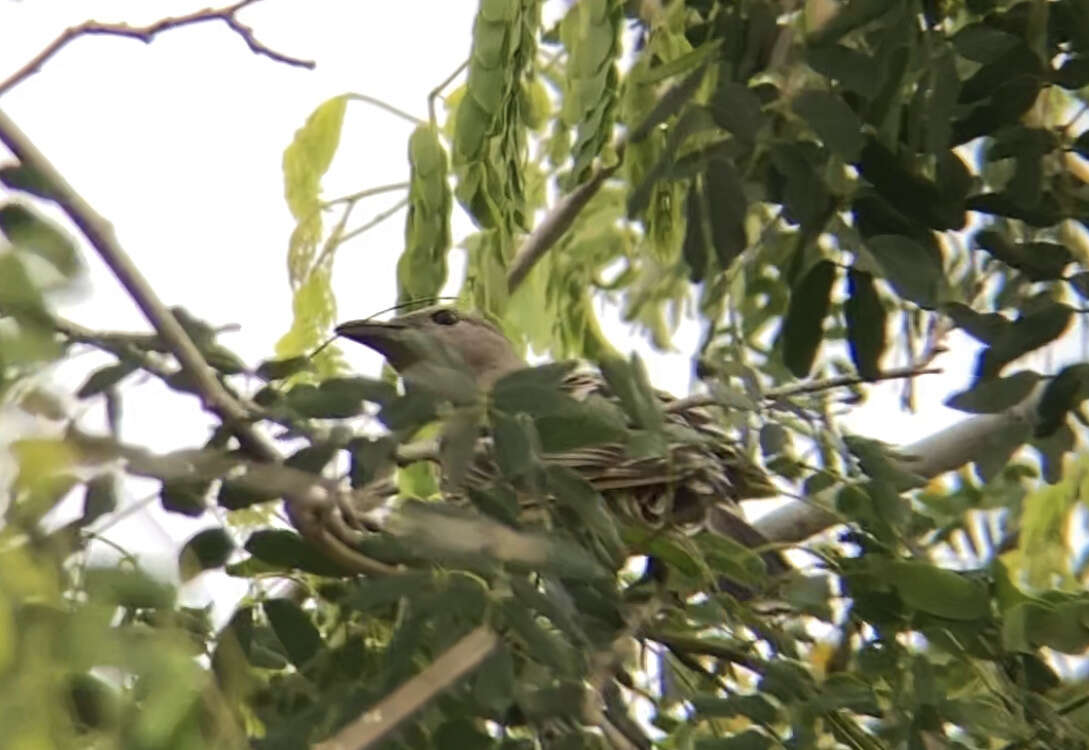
314;626;499;750
0;0;313;98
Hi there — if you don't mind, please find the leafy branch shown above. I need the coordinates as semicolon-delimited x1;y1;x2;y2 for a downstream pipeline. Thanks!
0;108;383;573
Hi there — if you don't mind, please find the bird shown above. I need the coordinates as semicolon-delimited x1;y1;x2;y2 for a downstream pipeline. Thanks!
334;304;780;568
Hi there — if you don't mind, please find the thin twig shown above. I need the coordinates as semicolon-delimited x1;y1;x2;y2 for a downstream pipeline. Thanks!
0;0;313;98
767;365;943;400
346;93;424;127
427;59;469;125
322;181;409;209
665;364;943;413
340;197;410;244
507;146;625;294
314;626;499;750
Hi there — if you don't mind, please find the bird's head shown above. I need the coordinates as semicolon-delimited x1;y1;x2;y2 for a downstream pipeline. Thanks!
335;306;525;392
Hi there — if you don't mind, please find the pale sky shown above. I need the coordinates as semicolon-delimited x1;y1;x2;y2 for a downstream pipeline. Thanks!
0;1;1055;618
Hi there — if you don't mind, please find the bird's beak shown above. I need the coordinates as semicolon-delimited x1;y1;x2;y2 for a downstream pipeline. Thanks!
335;319;415;370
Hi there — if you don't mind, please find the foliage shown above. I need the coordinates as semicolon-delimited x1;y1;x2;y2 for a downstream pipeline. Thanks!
9;0;1089;749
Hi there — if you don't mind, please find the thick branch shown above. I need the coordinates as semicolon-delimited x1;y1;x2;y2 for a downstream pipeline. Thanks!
0;0;313;97
754;386;1045;544
314;626;498;750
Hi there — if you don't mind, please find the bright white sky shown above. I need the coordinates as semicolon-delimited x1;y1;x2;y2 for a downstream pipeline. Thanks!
0;0;1019;619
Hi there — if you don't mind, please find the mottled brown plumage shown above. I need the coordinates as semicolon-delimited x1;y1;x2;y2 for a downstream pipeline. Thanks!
336;305;776;544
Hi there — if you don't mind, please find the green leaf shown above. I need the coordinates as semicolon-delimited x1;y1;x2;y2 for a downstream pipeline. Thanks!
0;203;81;277
889;561;989;620
704;159;747;270
0;253;45;316
217;480;277;511
347;435;396;488
284;443;339;475
346;571;435;611
845;435;926;490
974;419;1032;483
1032;421;1075;483
255;356;311;381
491;410;538;479
597;355;664;433
499;598;581;676
952;23;1022;63
434;718;496;750
492;362;576;397
857;139;964;231
81;474;118;525
494;380;626;453
941;302;1009;344
76;362;138;399
964;191;1062;227
629;67;705;143
0;163;57;200
759;423;789;458
283;95;347;224
179;528;234;581
1035;363;1089;437
804;44;878;98
682;180;709;281
792;90;864;161
473;644;516;714
160;479;209;517
768;143;830;231
543;465;625;565
807;0;892;45
844;268;886;380
780;259;835;377
975;229;1072;281
946;371;1040;414
84;567;176;610
690;695;778;725
244;529;349;576
864;234;944;309
440;407;483;486
709;82;765;143
264;598;323;667
977;303;1073;379
467;485;522;529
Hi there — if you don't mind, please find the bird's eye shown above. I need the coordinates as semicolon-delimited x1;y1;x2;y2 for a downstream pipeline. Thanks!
431;309;459;326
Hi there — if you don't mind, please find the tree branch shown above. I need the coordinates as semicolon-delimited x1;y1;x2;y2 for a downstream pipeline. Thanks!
69;429;400;576
507;148;625;294
0;109;261;443
314;626;499;750
754;386;1046;544
0;109;397;574
0;0;314;98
